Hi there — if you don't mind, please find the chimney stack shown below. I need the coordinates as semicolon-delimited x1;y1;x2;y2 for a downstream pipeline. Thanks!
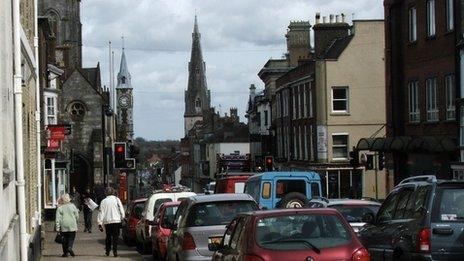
329;14;334;23
341;13;346;23
313;12;351;58
335;15;340;23
315;12;321;24
322;16;327;23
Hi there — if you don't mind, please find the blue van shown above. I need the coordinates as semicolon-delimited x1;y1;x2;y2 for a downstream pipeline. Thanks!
244;171;322;209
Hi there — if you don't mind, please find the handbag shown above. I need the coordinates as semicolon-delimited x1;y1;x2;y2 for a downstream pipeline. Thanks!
54;233;63;244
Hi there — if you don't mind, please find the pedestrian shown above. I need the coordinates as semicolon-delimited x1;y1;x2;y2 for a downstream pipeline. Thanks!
70;186;81;211
94;182;106;205
55;193;79;257
97;187;125;257
82;188;96;233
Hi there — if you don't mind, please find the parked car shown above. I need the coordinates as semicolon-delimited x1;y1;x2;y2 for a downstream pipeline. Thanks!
210;208;370;261
359;175;464;260
204;182;216;194
151;201;181;260
122;198;147;246
166;194;259;261
135;188;196;253
215;172;254;194
327;199;381;233
245;171;322;209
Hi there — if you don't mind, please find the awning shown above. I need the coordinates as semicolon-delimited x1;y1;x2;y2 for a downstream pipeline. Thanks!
356;136;457;153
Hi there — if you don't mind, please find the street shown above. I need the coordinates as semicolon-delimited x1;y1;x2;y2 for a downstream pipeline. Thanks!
41;215;150;261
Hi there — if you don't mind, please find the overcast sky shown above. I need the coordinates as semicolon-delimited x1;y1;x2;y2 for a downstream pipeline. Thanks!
80;0;383;140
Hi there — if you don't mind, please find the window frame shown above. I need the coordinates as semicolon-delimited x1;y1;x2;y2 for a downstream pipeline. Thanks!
408;81;420;123
446;0;454;32
331;86;349;114
426;0;436;37
46;96;57;125
445;74;455;120
331;133;349;161
426;77;439;122
409;6;417;42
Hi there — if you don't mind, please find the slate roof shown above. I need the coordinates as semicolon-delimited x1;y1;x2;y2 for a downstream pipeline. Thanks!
323;35;353;59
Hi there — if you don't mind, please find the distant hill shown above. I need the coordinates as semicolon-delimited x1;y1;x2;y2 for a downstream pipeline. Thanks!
134;137;180;164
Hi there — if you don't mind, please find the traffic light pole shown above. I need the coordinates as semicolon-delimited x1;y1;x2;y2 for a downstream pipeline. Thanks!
374;152;379;200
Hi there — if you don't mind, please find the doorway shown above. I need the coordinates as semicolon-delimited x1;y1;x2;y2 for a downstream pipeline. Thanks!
71;154;92;193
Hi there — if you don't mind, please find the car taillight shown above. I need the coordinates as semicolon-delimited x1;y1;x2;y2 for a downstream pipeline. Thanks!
182;232;196;250
418;228;431;252
244;254;265;261
352;247;370;261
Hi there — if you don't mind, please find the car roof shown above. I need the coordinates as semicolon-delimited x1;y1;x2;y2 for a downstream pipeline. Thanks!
149;191;195;199
240;208;342;218
327;199;381;206
190;193;255;203
247;171;321;181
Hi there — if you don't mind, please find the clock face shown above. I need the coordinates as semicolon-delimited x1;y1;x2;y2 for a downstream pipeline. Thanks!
119;95;130;108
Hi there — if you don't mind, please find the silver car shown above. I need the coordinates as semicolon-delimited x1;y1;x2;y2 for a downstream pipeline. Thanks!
166;194;258;261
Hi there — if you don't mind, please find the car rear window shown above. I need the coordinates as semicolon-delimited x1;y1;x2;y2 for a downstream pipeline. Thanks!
433;187;464;222
256;214;351;250
132;202;145;218
161;205;179;229
331;205;380;222
186;201;257;227
153;198;173;213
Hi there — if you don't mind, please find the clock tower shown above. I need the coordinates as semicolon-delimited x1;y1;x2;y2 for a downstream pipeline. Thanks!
116;47;134;141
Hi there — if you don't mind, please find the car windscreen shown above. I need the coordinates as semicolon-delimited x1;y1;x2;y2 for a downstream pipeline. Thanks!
433;187;464;222
186;201;257;227
330;205;380;222
161;205;179;228
245;179;261;203
256;214;352;250
153;198;173;214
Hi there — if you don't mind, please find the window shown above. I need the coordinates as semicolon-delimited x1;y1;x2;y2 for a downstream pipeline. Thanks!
332;134;348;160
304;125;308;160
426;77;438;122
276;93;281;118
293;126;297;159
262;182;271;199
393;188;413;219
276;180;306;198
377;191;400;222
121;76;126;84
68;101;86;121
293;88;297;119
404;186;430;219
264;110;269;126
446;0;454;31
409;7;417;42
46;96;56;125
299;126;303;160
332;87;349;113
446;75;455;120
408;81;420;122
299;85;304;119
432;187;464;222
461;107;464;146
309;87;313;117
303;84;307;117
427;0;436;37
257;112;261;127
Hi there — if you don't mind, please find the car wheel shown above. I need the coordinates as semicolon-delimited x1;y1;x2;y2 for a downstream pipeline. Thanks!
278;192;310;208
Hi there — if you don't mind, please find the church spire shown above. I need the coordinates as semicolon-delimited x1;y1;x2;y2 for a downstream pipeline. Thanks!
184;15;211;134
116;37;132;89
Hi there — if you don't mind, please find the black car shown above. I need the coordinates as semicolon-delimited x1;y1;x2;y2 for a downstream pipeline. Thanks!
359;175;464;261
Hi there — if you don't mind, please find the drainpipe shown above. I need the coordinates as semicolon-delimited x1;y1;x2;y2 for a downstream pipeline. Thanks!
34;0;42;226
13;0;29;259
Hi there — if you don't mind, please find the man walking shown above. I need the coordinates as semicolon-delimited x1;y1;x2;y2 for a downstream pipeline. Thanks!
82;188;96;233
97;187;125;257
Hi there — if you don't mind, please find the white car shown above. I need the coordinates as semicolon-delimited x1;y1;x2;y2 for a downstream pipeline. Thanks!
135;189;196;253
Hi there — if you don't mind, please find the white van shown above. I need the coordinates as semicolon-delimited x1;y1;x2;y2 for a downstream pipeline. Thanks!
135;190;196;253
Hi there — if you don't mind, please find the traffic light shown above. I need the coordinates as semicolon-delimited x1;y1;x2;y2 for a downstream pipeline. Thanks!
349;147;359;168
114;142;127;168
265;156;274;171
378;152;385;170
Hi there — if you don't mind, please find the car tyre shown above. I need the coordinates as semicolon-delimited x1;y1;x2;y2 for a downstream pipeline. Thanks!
278;192;310;208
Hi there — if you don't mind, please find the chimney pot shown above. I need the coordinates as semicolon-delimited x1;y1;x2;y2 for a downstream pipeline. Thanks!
335;15;340;23
341;13;346;23
322;16;327;23
329;14;334;23
315;12;321;24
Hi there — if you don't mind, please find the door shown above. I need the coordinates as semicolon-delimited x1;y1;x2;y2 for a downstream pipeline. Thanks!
430;185;464;259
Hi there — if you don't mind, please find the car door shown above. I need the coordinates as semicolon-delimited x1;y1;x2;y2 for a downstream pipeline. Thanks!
223;217;247;261
360;188;401;260
213;217;240;261
167;200;189;261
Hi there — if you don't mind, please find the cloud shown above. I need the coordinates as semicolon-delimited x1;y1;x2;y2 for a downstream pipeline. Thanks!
81;0;383;140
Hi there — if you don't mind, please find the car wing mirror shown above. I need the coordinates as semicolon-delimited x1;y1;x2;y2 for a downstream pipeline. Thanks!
361;212;375;224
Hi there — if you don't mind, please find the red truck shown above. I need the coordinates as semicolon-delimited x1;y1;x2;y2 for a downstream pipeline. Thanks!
214;173;254;194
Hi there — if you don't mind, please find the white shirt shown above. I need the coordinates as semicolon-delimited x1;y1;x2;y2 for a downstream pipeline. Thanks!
97;195;125;225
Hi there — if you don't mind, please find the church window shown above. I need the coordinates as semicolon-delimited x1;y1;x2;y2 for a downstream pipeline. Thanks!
195;98;202;108
121;76;126;84
68;101;86;121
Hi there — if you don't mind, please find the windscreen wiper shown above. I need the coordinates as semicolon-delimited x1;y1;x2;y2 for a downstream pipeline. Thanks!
265;239;321;254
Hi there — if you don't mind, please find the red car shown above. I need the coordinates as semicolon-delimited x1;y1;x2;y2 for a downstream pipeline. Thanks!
122;198;147;246
150;201;181;260
211;208;370;261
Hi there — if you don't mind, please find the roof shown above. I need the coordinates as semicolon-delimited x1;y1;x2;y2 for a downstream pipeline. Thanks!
248;171;321;181
323;35;353;59
240;208;341;218
190;193;255;203
327;199;381;206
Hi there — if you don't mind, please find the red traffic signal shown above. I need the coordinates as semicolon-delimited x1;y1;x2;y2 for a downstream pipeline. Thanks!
114;142;127;168
265;156;274;171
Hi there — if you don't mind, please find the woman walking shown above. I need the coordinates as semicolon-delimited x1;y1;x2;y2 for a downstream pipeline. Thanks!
82;188;95;233
55;193;79;257
98;187;125;257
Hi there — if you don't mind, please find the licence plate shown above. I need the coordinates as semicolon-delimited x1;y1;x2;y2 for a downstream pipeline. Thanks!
208;236;222;244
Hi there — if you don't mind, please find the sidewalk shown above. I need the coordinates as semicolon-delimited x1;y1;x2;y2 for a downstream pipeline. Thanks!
41;213;148;261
